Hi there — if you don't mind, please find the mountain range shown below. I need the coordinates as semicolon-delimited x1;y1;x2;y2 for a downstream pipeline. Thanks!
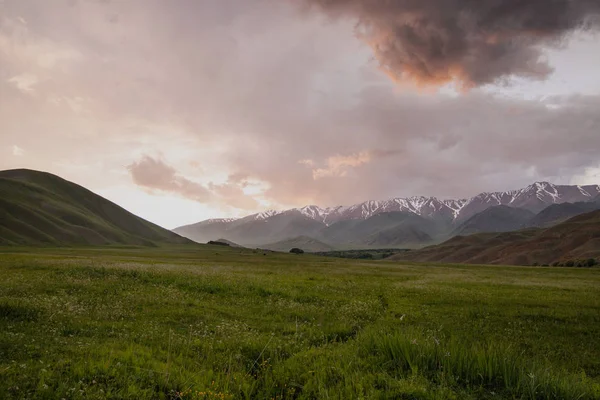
174;182;600;249
1;169;599;266
0;169;192;246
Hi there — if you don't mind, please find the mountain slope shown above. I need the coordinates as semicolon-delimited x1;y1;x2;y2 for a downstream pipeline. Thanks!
0;169;191;246
453;206;534;236
175;181;599;246
175;210;327;246
260;236;335;252
320;211;437;248
213;238;244;248
528;202;600;228
390;210;600;266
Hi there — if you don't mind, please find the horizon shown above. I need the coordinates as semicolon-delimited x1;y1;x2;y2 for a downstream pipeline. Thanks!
2;1;600;228
3;167;599;230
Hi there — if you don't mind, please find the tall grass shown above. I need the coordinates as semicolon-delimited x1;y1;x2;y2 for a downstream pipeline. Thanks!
1;249;600;399
360;329;597;399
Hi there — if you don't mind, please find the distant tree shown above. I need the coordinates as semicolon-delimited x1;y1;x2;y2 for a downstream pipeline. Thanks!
565;260;575;267
585;258;597;267
289;248;304;254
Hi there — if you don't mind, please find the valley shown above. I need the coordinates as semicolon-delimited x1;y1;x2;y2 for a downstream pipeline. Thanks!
1;169;600;399
1;246;599;399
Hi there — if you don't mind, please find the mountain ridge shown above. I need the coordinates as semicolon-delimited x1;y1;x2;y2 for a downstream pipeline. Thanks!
174;181;600;246
184;181;600;227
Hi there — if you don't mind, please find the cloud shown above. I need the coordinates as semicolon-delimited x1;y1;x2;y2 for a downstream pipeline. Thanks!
7;73;38;93
128;155;212;202
127;155;260;210
0;0;599;222
311;151;371;179
208;181;260;210
224;90;600;206
12;145;24;156
0;16;82;71
298;0;600;88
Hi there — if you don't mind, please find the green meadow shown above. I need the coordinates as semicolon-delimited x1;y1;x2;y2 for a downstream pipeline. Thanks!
1;245;599;399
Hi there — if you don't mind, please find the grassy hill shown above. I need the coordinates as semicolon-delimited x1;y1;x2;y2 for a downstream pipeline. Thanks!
0;169;191;246
391;209;600;266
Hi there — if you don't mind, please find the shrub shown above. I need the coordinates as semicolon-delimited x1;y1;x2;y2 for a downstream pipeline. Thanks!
289;248;304;254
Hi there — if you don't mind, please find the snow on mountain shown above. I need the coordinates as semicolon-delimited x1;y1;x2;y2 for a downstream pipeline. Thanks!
306;182;599;224
191;217;238;226
186;182;600;228
254;210;283;220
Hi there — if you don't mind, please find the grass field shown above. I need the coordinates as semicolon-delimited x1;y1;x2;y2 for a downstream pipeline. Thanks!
1;245;599;399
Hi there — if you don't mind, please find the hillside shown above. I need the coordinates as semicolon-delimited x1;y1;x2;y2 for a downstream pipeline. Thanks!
528;201;600;228
259;235;334;252
213;238;244;248
175;210;326;246
0;169;192;246
390;210;600;266
452;205;534;236
319;211;438;248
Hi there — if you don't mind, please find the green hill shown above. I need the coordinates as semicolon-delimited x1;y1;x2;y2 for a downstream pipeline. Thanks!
0;169;192;246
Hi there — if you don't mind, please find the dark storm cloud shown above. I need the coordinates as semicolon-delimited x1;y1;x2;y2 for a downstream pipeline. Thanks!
298;0;600;88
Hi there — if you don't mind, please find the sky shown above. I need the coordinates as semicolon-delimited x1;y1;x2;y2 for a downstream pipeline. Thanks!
1;0;600;229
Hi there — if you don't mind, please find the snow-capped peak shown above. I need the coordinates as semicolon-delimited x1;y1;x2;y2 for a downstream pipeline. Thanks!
191;181;600;228
196;217;238;226
297;205;328;221
254;210;282;220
